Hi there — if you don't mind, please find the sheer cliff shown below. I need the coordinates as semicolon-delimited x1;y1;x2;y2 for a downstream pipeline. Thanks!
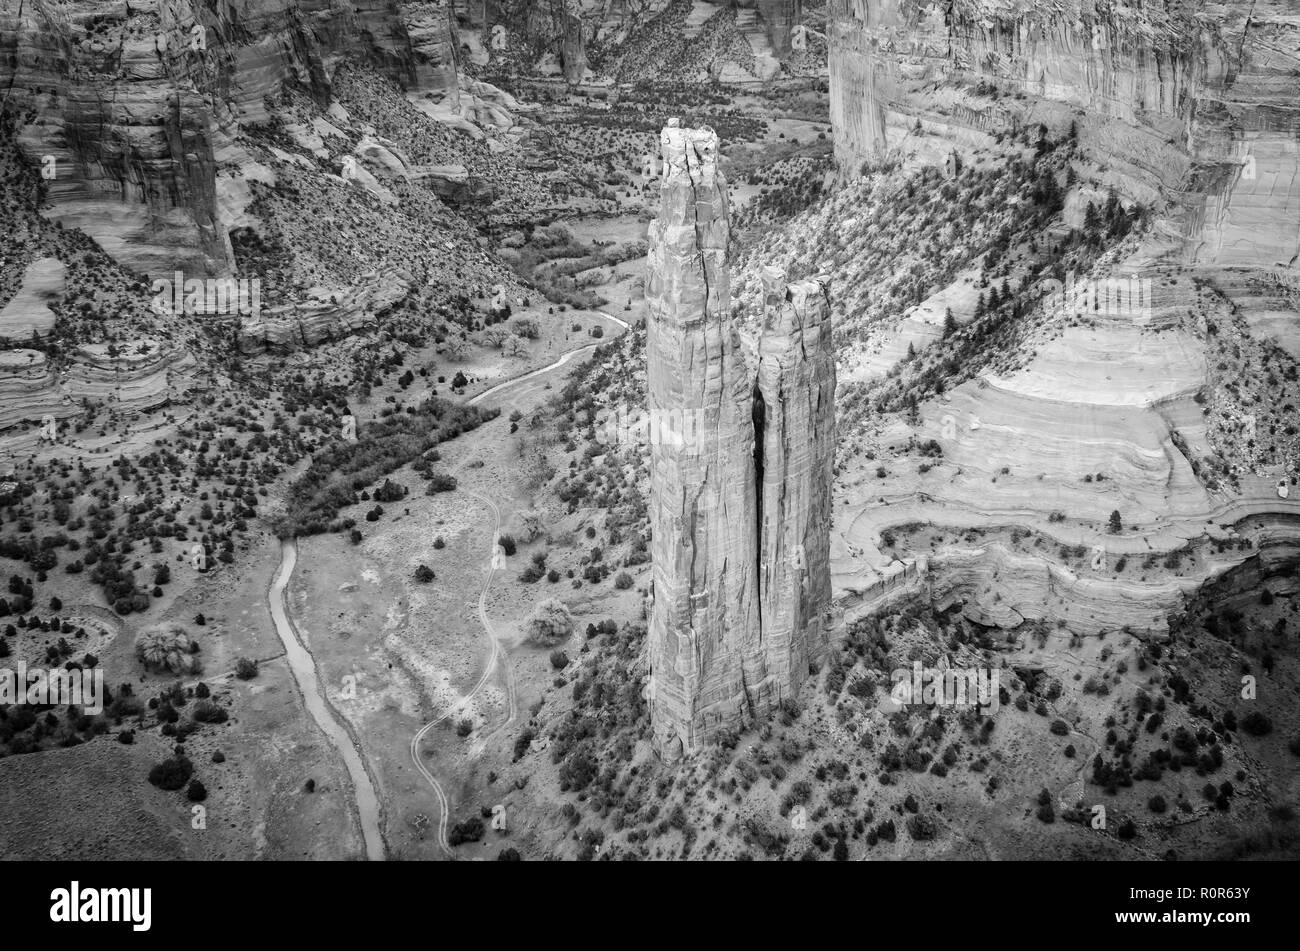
0;0;460;276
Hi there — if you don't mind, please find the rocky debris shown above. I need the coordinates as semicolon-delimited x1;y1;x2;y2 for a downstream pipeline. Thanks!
646;122;835;759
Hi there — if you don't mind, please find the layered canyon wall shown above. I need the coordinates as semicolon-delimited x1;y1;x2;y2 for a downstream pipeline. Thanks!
461;1;808;80
646;122;834;759
0;0;460;277
827;0;1300;271
824;0;1300;637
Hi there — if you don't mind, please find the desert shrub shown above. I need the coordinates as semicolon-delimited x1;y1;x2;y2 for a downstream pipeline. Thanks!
148;755;194;791
191;699;227;724
906;814;937;840
426;472;457;493
373;479;406;503
234;657;258;680
527;598;573;646
559;745;598;792
512;727;535;762
449;816;485;846
1241;711;1273;736
135;626;200;674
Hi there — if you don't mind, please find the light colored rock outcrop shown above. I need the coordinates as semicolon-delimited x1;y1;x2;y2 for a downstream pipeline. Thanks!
0;350;71;432
63;339;195;414
0;258;65;342
646;123;835;758
238;268;413;353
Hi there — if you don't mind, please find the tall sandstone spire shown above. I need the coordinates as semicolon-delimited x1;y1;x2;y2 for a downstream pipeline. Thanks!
645;121;835;760
755;267;836;706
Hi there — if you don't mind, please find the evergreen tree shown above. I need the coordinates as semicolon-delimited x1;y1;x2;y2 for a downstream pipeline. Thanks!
943;308;958;338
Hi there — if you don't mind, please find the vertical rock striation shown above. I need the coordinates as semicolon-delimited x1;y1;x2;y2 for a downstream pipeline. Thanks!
755;266;835;702
559;8;588;85
646;122;835;759
646;120;760;762
754;0;803;60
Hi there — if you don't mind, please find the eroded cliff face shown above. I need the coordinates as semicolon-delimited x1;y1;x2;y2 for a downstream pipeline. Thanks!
646;122;834;758
463;0;809;81
0;0;460;276
827;0;1300;270
753;0;803;59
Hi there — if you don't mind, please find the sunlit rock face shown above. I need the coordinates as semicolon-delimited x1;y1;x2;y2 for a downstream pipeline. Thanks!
646;123;835;759
0;0;459;277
